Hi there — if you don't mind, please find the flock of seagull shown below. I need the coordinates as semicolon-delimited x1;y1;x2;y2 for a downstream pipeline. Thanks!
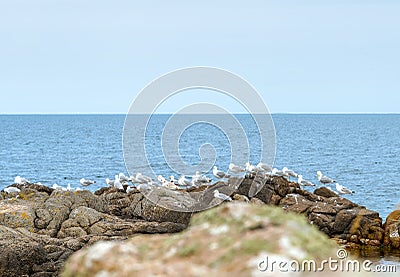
3;163;354;200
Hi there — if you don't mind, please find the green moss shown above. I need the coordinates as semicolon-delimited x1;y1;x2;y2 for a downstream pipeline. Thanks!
177;242;200;257
240;239;273;255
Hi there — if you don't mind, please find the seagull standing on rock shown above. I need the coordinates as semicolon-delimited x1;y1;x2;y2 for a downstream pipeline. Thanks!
229;163;246;174
178;175;195;187
256;162;272;172
113;175;124;190
135;173;152;184
4;186;21;193
14;176;29;185
336;183;354;195
80;178;96;186
192;171;211;185
105;178;114;187
297;175;316;186
317;171;336;184
213;166;230;179
245;162;257;173
282;167;299;178
213;190;232;202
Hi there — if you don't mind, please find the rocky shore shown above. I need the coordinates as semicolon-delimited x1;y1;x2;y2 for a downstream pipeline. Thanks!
0;175;399;276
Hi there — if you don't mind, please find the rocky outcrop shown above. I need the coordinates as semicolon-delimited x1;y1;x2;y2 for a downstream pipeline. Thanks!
0;184;190;276
232;175;384;247
63;203;340;276
0;175;396;275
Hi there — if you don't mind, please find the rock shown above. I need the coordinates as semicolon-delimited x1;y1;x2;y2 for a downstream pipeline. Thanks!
0;226;47;277
383;210;400;248
63;203;339;276
314;187;338;198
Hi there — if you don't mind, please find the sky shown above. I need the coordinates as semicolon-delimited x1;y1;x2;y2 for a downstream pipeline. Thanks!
0;0;399;114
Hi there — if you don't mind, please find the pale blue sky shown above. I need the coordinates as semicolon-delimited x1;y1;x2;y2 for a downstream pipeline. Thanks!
0;0;399;114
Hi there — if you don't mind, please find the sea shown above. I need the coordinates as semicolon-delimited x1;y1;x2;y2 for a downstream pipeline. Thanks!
0;114;400;219
0;114;399;220
1;113;400;265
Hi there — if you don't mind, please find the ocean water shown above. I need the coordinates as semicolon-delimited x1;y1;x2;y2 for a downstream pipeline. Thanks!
0;114;399;221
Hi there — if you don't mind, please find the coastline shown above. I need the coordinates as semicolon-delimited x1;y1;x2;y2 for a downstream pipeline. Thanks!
1;175;399;275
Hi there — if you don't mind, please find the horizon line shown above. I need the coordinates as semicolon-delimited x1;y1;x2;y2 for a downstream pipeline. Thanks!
1;112;400;115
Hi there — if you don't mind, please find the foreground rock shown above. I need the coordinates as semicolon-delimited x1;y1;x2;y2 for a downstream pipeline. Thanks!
63;203;340;276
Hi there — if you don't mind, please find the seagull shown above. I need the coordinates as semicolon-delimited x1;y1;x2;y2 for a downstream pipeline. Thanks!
336;183;354;195
317;171;336;184
80;178;96;186
66;183;72;191
4;186;21;193
245;162;257;173
126;186;136;193
282;167;299;178
135;173;152;184
169;176;179;185
213;166;230;179
52;183;65;191
162;182;179;190
157;175;167;184
192;171;211;185
14;176;29;185
256;162;273;172
105;178;114;187
113;175;124;190
297;175;316;186
213;189;232;202
271;168;289;178
118;173;130;182
178;175;195;187
229;163;246;174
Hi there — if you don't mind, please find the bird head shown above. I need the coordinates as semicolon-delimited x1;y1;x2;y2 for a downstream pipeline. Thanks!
213;190;219;195
282;167;288;172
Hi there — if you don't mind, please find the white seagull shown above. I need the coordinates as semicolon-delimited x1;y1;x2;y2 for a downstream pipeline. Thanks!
245;162;257;173
169;176;178;185
113;175;124;190
4;186;21;193
80;178;96;186
52;183;64;191
282;167;299;178
297;175;316;186
317;171;336;184
118;172;130;182
192;171;211;185
229;163;246;174
213;166;231;179
213;189;232;202
14;176;29;185
256;162;273;172
336;183;354;195
135;173;152;184
271;168;289;178
178;175;195;187
105;178;114;187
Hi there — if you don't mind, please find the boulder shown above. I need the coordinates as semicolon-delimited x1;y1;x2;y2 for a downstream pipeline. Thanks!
63;203;339;276
383;210;400;248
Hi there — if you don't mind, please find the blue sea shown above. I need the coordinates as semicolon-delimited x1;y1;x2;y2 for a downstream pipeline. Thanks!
0;114;399;221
